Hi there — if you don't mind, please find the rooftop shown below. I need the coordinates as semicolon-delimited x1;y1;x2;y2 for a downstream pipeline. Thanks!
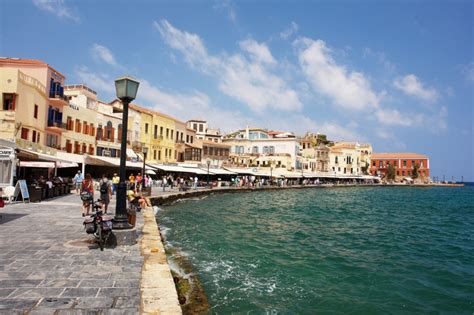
0;57;65;79
371;152;429;159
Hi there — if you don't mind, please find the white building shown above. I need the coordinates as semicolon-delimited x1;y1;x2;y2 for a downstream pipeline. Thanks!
187;119;222;143
223;127;300;169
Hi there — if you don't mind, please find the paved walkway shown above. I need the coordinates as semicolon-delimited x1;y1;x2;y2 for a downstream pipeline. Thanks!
0;194;144;314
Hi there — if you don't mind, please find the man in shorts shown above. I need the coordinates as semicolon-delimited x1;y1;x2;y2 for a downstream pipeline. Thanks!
73;171;84;194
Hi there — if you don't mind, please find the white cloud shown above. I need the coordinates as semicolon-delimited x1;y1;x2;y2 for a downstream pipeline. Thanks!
461;62;474;83
239;39;276;65
75;67;115;94
155;19;302;112
213;0;237;23
32;0;79;22
319;122;362;141
394;74;439;102
295;38;379;111
91;44;117;67
375;108;418;127
280;22;298;40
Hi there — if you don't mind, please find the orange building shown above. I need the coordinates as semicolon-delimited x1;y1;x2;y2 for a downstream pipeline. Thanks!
370;153;430;178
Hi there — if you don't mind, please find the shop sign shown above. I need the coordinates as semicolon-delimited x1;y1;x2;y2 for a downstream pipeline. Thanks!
0;147;14;160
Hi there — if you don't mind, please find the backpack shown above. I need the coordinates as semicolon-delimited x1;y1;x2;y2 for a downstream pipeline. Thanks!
100;180;108;194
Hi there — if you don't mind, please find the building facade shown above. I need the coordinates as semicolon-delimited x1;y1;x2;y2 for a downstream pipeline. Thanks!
370;153;430;179
328;142;370;175
202;140;230;167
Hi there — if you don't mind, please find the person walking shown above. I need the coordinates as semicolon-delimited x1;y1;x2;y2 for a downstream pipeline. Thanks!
112;173;119;196
81;173;94;217
73;170;84;194
194;176;198;189
129;173;135;189
99;174;112;214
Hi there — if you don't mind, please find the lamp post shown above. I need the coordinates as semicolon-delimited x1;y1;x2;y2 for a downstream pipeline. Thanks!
142;146;148;191
269;159;273;186
206;159;211;188
114;76;139;230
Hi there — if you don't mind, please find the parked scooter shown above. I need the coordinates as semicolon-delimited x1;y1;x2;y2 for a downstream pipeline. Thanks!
83;199;113;251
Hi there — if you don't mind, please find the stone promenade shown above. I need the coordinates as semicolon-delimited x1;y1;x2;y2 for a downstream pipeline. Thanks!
0;194;144;314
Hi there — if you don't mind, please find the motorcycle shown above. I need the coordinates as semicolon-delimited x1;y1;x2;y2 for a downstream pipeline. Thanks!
83;199;113;251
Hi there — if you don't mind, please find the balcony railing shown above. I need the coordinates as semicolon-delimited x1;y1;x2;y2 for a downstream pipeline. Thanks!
47;120;67;129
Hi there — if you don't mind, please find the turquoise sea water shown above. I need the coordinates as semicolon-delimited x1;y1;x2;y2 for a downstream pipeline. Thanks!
158;186;474;314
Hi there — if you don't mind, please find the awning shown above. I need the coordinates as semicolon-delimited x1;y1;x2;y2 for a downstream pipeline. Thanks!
205;168;236;175
223;167;255;175
86;156;152;169
17;148;75;164
19;161;78;168
56;151;86;164
149;164;211;175
145;169;156;175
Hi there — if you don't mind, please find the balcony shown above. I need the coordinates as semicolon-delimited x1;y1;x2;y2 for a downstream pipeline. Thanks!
47;120;67;132
49;93;69;106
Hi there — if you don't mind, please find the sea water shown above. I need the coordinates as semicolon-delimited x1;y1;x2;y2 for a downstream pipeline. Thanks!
157;185;474;314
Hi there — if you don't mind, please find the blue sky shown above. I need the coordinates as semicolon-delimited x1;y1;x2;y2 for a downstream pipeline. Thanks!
1;0;473;180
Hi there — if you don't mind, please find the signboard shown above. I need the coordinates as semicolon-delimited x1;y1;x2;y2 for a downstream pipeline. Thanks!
102;150;111;157
13;180;29;203
0;148;14;160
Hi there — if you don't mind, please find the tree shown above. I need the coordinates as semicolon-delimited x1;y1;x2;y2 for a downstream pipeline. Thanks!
361;161;369;175
386;163;396;181
412;163;420;179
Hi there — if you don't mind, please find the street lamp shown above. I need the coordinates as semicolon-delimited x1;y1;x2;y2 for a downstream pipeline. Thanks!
142;146;148;192
114;76;139;230
206;159;211;188
269;159;273;186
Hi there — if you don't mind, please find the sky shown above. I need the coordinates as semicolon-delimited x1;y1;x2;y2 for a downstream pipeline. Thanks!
1;0;473;180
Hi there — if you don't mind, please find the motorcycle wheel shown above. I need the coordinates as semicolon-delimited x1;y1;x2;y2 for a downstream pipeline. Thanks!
98;227;104;251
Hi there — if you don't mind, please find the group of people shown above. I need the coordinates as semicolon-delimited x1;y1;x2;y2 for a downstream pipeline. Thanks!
74;171;149;217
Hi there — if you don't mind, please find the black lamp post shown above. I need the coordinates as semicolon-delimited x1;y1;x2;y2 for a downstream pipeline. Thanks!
142;146;148;191
269;159;273;186
114;76;139;230
206;159;211;188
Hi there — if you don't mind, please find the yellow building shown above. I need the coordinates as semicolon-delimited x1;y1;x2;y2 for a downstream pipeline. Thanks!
0;58;67;154
62;85;99;155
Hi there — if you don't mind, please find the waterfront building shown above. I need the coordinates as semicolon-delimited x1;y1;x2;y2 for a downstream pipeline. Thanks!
187;119;222;143
0;58;68;152
370;153;430;179
300;144;331;172
223;127;300;169
62;85;98;155
202;140;230;167
184;127;202;163
174;119;187;162
329;142;369;175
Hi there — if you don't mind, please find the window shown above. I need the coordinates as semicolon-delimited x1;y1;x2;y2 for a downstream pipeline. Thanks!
193;123;198;130
117;124;122;141
67;116;73;130
37;133;40;144
106;121;113;140
153;150;157;160
203;146;208;155
403;160;407;167
335;156;338;164
372;161;375;166
2;93;15;111
186;135;189;143
263;146;268;154
209;147;214;155
252;146;258;154
83;121;88;134
97;124;103;140
32;130;37;143
158;150;161;160
160;126;163;136
199;124;203;132
154;125;158;138
191;136;193;143
166;128;169;138
21;128;29;140
75;119;81;132
379;161;382;168
34;105;38;118
181;133;184;141
145;123;149;134
269;146;275;154
171;130;174;140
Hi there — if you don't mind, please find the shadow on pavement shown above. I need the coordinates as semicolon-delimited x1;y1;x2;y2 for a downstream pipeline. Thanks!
0;213;29;224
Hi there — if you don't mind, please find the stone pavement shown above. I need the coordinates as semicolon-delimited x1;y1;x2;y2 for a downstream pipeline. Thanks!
0;193;144;314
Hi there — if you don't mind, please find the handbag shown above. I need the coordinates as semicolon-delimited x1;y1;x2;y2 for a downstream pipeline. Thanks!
80;191;92;201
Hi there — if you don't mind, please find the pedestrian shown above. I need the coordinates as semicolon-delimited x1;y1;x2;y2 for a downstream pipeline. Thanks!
136;173;142;192
99;174;112;214
194;176;198;189
73;170;84;194
129;173;135;189
112;173;119;195
81;173;94;217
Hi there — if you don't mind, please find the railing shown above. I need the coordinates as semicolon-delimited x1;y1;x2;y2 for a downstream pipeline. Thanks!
16;138;58;155
47;120;67;129
49;93;69;102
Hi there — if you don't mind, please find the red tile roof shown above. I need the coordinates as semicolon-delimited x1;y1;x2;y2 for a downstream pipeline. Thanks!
371;153;429;159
